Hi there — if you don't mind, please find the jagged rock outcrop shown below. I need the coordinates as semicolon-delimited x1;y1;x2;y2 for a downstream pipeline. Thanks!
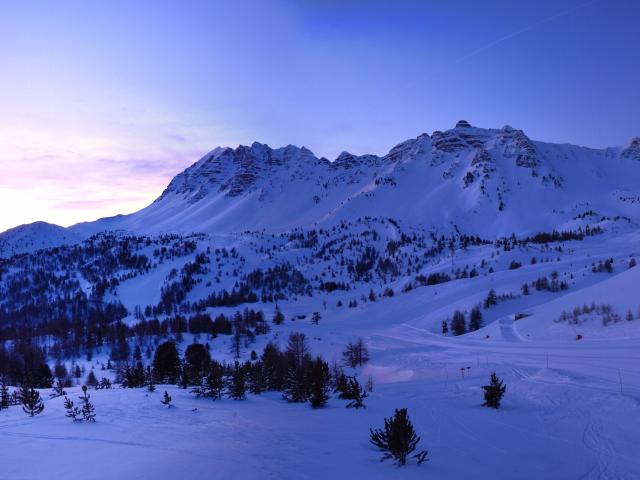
497;126;538;170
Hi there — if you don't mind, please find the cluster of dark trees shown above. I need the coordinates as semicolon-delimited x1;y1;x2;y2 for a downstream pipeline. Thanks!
116;335;371;411
494;227;603;251
319;280;350;292
0;302;277;386
482;288;515;309
155;255;211;314
414;272;451;287
244;264;311;299
592;258;614;273
522;272;569;294
302;219;459;286
524;226;603;244
0;234;199;330
0;233;205;364
152;263;313;316
0;341;54;387
445;306;483;336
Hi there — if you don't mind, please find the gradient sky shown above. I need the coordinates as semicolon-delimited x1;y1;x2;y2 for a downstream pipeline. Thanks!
1;0;639;233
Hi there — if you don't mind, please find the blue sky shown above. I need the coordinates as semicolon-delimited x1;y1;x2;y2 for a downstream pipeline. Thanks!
0;0;638;231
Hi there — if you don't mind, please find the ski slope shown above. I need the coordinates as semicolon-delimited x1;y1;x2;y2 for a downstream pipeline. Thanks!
2;249;640;479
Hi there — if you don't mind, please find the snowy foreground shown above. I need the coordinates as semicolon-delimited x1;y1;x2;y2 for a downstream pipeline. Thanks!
2;313;639;479
2;228;640;479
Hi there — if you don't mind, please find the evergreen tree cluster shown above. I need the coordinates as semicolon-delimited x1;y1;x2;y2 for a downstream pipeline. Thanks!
448;306;483;336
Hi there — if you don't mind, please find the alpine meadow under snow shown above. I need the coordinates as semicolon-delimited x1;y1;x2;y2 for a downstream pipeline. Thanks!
2;121;640;479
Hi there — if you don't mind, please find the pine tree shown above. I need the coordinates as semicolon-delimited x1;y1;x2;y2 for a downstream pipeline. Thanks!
178;361;190;389
483;288;498;308
21;386;45;417
161;390;172;408
272;307;285;325
192;361;226;400
50;378;67;398
261;342;287;391
79;385;96;422
230;326;243;359
248;361;266;395
183;343;211;386
369;408;427;466
282;364;309;403
122;361;146;388
86;371;98;387
145;366;156;392
335;372;350;399
207;362;226;399
482;372;506;409
63;396;81;421
0;379;9;410
342;338;370;368
441;320;449;335
98;378;112;390
468;306;483;331
152;341;182;384
451;310;466;336
285;332;311;369
227;362;247;400
345;377;368;409
309;358;330;408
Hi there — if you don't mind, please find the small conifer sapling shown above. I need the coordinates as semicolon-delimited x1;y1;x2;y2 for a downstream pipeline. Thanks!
482;372;506;409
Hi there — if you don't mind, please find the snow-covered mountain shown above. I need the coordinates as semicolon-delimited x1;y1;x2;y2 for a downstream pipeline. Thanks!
73;121;640;236
3;121;640;255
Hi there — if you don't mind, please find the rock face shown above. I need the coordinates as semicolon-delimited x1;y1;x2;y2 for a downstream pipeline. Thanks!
496;126;538;170
156;124;556;213
159;143;322;202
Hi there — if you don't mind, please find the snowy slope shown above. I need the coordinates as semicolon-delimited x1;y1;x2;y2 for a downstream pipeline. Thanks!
0;221;84;258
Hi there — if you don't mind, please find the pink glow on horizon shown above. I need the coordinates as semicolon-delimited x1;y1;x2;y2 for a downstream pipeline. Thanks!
0;115;216;233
